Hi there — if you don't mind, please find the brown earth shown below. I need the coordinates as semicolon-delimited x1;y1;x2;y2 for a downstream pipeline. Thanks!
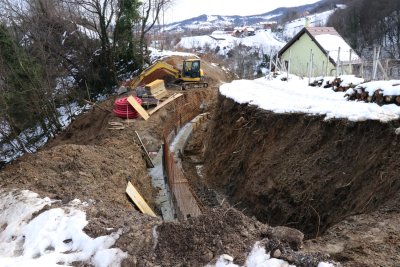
3;56;314;266
197;94;400;266
3;54;399;266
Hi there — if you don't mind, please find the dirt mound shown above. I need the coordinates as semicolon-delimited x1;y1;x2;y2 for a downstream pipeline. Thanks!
0;54;238;266
154;208;332;267
0;143;152;207
305;210;400;266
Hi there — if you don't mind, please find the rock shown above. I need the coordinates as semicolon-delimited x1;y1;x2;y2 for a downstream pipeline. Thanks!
201;249;214;262
272;249;282;258
268;226;304;250
117;86;128;95
240;229;249;237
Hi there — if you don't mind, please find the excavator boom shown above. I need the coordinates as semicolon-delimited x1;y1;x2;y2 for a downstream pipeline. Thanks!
129;61;181;89
129;59;208;90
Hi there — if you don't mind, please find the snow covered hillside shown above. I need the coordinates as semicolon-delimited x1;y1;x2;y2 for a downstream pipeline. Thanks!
282;5;346;39
164;13;281;32
282;10;335;39
220;75;400;122
176;30;285;56
164;2;321;32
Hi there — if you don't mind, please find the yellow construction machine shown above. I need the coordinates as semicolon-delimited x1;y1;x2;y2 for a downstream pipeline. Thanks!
130;58;208;90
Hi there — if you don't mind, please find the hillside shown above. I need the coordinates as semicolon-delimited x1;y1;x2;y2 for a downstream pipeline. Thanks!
176;29;285;56
164;1;324;32
2;1;400;267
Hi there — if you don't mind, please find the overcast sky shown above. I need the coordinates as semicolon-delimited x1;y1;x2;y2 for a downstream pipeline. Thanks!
165;0;321;23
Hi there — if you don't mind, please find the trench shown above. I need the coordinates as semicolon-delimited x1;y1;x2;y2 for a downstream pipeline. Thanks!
147;89;212;222
183;94;400;238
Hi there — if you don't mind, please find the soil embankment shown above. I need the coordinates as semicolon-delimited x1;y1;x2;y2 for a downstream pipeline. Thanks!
205;94;400;240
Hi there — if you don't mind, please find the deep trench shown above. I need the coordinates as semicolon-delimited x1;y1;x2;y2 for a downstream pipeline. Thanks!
198;95;400;238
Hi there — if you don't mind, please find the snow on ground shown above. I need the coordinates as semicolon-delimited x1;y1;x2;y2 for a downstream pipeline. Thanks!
0;101;89;164
210;243;334;267
148;47;198;63
76;24;99;39
220;77;400;122
177;30;284;56
356;80;400;96
0;190;127;267
283;10;335;39
311;75;365;87
337;75;364;87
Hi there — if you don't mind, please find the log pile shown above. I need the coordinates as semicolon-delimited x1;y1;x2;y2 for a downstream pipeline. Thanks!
345;85;400;106
310;76;400;106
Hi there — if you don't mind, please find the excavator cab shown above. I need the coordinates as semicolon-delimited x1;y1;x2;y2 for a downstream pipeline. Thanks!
182;59;201;79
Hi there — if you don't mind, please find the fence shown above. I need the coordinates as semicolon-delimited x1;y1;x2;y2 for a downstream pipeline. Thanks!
352;59;400;80
161;93;205;220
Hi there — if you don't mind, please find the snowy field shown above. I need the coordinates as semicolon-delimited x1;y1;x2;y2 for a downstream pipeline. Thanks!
220;76;400;122
177;30;284;56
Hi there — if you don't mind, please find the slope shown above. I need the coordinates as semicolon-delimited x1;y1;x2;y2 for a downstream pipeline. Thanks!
194;77;400;266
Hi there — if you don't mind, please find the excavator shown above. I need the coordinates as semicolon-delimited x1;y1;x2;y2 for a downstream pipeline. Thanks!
129;58;208;90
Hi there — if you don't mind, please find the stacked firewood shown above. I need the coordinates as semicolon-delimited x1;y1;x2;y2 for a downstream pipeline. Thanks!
310;77;360;91
345;86;400;106
310;76;400;106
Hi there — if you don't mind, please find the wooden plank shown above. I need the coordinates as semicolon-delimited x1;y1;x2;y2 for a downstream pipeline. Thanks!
145;79;164;89
135;130;154;168
151;90;169;100
172;183;202;220
148;93;183;115
126;182;157;217
127;95;150;120
145;79;166;94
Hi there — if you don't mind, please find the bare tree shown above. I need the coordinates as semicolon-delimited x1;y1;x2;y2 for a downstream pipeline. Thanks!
137;0;173;65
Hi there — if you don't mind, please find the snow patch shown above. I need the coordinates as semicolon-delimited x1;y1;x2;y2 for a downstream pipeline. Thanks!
356;80;400;96
0;190;127;267
210;244;334;267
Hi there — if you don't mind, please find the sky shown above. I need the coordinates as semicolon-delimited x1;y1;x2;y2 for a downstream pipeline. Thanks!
165;0;321;23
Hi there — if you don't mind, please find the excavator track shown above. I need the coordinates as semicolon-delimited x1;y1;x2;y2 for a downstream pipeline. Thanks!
181;82;208;90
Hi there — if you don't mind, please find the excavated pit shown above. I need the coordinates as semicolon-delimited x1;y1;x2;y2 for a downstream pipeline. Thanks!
203;94;400;238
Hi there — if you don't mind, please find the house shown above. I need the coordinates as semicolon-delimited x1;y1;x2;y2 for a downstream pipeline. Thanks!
278;27;361;77
232;27;255;37
261;21;277;30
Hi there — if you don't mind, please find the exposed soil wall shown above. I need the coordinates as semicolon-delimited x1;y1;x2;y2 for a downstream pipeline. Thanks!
205;94;400;238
